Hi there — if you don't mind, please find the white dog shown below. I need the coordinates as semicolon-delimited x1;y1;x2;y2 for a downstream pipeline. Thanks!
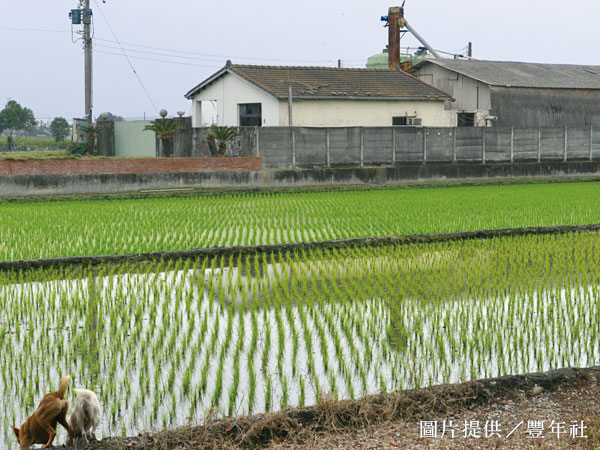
67;389;101;444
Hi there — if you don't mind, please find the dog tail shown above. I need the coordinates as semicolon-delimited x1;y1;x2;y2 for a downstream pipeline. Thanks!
57;375;71;399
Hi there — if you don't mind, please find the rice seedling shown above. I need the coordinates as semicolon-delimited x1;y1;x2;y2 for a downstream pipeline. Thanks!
2;182;600;262
2;230;600;449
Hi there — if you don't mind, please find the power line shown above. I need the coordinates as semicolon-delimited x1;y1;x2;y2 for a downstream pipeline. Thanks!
95;49;221;68
92;0;158;114
0;26;68;33
94;37;340;63
0;26;367;65
95;43;225;63
95;50;368;69
96;44;357;68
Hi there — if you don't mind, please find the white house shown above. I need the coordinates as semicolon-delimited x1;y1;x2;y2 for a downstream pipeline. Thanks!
185;61;456;128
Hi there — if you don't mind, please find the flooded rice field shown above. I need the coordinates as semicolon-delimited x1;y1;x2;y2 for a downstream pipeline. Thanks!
1;231;600;449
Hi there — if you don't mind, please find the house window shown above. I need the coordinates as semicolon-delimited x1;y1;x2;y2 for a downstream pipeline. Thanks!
239;103;262;127
393;116;421;126
458;112;476;127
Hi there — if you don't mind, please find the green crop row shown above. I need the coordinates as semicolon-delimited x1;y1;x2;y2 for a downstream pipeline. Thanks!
1;181;600;262
1;230;599;448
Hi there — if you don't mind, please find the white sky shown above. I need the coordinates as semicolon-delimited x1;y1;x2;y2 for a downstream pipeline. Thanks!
1;0;597;122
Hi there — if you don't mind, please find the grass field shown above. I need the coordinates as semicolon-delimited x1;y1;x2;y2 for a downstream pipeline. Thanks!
0;137;68;152
1;181;600;262
1;230;599;448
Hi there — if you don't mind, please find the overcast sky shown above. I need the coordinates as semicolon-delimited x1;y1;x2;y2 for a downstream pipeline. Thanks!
1;0;597;122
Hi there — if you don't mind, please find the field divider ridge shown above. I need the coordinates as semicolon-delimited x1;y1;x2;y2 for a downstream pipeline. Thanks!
2;223;600;271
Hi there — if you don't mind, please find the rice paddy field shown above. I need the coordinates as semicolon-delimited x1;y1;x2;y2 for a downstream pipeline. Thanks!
1;181;600;261
1;181;600;449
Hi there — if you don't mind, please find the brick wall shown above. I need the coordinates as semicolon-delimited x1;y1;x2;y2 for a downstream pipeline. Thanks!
0;157;262;176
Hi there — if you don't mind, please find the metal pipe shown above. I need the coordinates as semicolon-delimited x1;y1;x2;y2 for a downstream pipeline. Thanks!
403;20;441;58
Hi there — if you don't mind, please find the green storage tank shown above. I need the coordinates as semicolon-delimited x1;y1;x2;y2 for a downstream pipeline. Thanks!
366;51;390;69
366;50;436;69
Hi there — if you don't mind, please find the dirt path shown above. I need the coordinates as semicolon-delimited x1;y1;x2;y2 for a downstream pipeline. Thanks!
266;379;599;449
61;366;600;450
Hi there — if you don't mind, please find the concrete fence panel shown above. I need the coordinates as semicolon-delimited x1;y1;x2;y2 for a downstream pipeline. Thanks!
566;128;590;160
484;128;512;162
456;128;484;162
363;127;393;165
259;127;294;168
593;128;600;160
295;128;327;167
236;127;258;157
192;127;257;157
425;128;454;162
395;127;424;163
192;128;212;156
513;129;539;161
173;117;193;157
97;120;114;156
540;128;565;160
329;127;361;166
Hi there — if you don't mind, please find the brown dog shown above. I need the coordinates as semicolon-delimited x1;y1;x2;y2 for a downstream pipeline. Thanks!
11;375;74;450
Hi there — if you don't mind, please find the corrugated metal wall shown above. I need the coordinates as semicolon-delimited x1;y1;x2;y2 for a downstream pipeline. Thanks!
491;87;600;128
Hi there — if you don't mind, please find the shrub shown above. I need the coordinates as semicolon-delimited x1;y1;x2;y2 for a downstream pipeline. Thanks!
67;142;87;156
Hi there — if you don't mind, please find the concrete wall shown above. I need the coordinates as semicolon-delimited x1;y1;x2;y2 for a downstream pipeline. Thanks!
114;120;155;157
256;126;600;168
100;121;600;170
97;120;114;156
3;162;600;197
172;117;193;157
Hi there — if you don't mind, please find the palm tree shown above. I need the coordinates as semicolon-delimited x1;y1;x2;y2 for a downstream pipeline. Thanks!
80;124;103;155
144;119;186;157
206;131;218;156
209;125;239;156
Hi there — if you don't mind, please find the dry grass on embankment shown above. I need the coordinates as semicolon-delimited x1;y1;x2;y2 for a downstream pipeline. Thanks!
63;366;600;450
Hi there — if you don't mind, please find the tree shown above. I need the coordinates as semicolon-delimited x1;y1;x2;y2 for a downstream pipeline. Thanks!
80;124;102;155
49;117;70;143
143;119;185;157
96;112;124;122
0;100;36;150
209;124;239;156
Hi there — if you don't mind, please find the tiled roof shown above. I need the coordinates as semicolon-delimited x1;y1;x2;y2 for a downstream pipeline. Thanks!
409;59;600;89
185;62;453;101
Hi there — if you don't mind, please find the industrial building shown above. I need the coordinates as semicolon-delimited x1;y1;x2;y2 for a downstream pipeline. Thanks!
407;59;600;128
408;58;600;128
374;5;600;128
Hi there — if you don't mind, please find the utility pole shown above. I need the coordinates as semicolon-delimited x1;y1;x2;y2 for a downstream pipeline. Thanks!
288;84;293;126
287;70;293;126
84;0;93;123
70;1;94;123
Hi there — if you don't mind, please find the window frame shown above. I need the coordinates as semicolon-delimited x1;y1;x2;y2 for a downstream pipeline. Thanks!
238;103;262;127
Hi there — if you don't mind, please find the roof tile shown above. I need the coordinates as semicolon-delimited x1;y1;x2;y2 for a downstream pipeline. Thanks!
186;63;453;101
